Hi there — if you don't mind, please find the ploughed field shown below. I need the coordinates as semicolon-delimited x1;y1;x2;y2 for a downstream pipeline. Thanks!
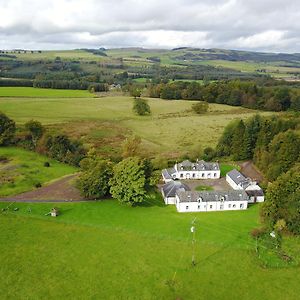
0;200;299;299
0;87;273;158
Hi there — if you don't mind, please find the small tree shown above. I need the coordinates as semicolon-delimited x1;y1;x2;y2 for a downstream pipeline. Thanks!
130;87;142;99
192;101;209;114
25;120;44;147
122;136;142;158
109;157;147;206
0;112;16;146
78;157;113;199
133;98;151;116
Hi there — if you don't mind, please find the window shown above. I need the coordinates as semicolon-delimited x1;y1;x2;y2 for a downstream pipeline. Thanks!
186;206;189;210
214;173;217;177
180;173;183;178
240;203;244;209
210;205;213;209
198;205;200;209
202;173;205;177
228;204;231;208
233;204;236;208
220;204;224;210
193;173;196;178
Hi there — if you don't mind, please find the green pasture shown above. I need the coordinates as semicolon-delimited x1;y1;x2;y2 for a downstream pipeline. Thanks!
0;87;92;98
0;200;299;299
0;93;273;157
0;147;77;197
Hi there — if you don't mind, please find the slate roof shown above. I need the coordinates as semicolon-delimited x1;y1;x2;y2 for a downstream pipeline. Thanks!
176;190;249;203
246;189;264;197
161;180;190;198
227;169;251;189
162;167;176;179
177;160;220;171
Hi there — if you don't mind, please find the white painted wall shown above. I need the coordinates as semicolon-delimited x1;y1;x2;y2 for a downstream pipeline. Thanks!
175;195;248;213
175;170;221;180
226;174;243;190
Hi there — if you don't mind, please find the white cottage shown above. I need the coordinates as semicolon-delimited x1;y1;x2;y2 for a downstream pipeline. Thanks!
175;190;249;213
162;159;220;182
226;169;264;203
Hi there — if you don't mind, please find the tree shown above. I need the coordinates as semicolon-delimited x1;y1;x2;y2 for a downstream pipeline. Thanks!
191;101;209;114
0;112;16;146
130;87;142;98
133;98;151;116
109;157;147;206
231;120;246;160
78;157;113;199
25;120;44;147
261;164;300;234
122;136;142;158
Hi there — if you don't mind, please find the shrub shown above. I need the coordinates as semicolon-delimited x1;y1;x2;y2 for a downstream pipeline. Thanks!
191;101;209;114
44;162;50;167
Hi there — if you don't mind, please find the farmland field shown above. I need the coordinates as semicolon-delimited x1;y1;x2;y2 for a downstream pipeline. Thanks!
0;147;77;197
0;88;273;157
0;87;93;98
0;200;299;299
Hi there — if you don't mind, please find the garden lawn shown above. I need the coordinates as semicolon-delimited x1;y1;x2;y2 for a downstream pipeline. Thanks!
0;147;77;197
0;200;299;299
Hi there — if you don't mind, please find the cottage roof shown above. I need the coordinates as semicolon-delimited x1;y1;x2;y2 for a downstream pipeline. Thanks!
246;189;264;197
161;180;190;198
176;190;249;203
227;169;250;188
177;159;220;171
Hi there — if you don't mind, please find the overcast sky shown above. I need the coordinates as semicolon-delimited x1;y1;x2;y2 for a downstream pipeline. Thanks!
0;0;300;53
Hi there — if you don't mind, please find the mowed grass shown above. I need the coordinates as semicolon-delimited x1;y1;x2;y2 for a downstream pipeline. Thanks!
0;87;93;98
0;93;273;157
0;200;299;299
0;147;77;197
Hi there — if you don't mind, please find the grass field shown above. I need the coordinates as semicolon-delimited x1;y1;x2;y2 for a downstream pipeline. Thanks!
0;92;273;157
0;87;93;98
0;199;299;299
0;147;77;197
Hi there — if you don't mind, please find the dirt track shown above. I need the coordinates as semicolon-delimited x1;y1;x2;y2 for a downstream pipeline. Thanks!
239;161;265;183
1;174;85;202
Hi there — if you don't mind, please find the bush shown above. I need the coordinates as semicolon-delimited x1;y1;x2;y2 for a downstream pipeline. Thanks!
35;182;42;188
192;101;209;114
44;162;50;167
133;98;151;116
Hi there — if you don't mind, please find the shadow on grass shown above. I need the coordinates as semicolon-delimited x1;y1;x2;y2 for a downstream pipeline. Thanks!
138;191;166;208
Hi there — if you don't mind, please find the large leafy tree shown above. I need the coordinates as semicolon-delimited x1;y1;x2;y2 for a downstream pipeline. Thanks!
0;112;16;146
78;156;113;199
109;157;147;206
261;164;300;234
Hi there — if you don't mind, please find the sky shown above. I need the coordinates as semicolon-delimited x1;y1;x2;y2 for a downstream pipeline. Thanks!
0;0;300;53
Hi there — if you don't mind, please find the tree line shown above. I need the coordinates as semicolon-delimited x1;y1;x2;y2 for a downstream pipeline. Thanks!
0;112;86;167
215;113;300;234
147;80;300;112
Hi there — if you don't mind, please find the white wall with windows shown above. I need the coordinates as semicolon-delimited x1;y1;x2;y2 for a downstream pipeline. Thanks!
175;196;248;213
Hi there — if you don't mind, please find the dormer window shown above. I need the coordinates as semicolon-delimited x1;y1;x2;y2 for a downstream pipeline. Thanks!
198;197;203;203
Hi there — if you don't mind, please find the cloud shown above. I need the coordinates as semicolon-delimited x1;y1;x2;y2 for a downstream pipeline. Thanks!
0;0;300;52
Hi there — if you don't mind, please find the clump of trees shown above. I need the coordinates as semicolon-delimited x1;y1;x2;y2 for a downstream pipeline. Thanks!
261;164;300;234
216;114;299;181
0;112;16;145
133;98;151;116
78;153;113;199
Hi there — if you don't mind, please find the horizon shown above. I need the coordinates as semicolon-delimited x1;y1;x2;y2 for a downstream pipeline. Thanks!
1;0;300;53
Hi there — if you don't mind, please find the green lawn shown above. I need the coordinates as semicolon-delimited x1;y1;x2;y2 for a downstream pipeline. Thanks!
0;200;299;299
0;92;273;157
195;185;213;191
0;147;77;197
220;163;240;177
0;87;93;98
